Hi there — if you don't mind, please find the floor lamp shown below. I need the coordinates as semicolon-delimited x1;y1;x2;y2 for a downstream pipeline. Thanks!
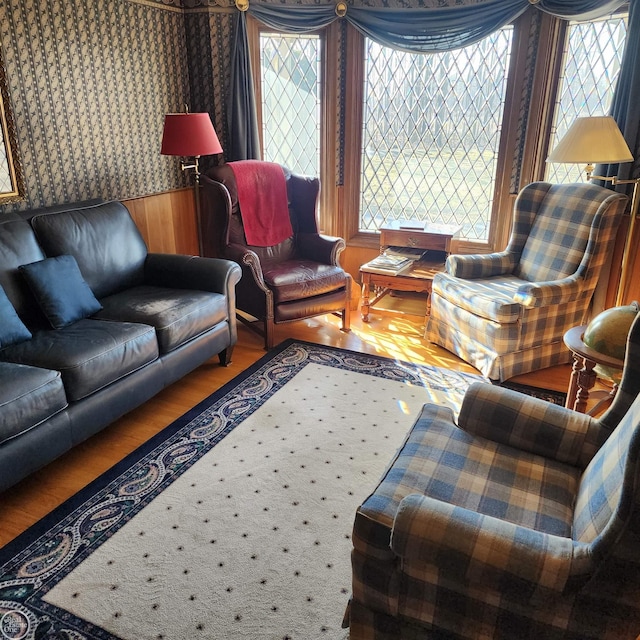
547;115;640;305
161;110;223;256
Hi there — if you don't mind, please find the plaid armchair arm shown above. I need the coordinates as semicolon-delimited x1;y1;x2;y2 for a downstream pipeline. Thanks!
514;275;584;308
446;251;517;279
391;494;575;595
458;382;599;466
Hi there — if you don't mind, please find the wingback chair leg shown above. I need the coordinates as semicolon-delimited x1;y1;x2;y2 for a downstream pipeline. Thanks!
264;317;275;350
341;277;352;333
264;293;276;350
341;305;351;333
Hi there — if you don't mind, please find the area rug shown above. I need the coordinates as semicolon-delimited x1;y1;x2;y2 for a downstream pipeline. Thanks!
0;340;481;640
498;380;567;406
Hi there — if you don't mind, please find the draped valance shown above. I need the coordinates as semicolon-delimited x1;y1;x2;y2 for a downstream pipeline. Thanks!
247;0;627;53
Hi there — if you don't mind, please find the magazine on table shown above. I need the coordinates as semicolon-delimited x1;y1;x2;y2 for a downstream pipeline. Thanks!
361;251;414;276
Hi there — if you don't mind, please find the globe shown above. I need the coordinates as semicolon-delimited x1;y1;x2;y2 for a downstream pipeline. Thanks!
583;301;639;382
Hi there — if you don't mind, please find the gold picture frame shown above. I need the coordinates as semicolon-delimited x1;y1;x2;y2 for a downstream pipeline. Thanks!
0;43;25;204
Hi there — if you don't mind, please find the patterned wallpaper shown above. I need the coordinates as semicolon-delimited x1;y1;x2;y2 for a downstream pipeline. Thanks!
0;0;532;213
0;0;192;212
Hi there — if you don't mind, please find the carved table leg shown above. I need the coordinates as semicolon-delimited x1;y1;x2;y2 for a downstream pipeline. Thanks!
360;272;371;322
574;357;597;413
565;353;582;410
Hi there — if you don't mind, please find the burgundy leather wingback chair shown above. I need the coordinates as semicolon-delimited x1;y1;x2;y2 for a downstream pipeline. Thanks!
199;162;351;349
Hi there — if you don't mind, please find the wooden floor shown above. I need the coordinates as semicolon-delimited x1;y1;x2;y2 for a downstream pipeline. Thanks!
0;311;573;548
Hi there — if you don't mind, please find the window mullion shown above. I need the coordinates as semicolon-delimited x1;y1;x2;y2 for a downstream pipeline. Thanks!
341;24;369;245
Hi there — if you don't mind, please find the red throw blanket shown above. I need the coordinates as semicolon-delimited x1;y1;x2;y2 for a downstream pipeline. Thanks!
229;160;293;247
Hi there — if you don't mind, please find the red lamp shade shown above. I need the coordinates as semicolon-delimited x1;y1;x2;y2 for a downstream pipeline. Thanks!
160;112;223;157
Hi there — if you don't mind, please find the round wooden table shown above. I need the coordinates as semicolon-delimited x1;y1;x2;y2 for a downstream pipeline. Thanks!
563;325;624;415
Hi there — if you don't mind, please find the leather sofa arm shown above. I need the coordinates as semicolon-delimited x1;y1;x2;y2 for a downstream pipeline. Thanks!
458;382;600;467
144;253;242;296
297;232;345;266
391;494;577;596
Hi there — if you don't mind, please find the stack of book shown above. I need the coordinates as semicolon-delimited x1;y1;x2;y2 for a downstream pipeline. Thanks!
361;247;426;276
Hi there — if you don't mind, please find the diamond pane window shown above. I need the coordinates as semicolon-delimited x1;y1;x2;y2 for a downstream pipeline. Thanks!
359;30;513;240
0;145;10;193
260;33;321;177
546;16;627;184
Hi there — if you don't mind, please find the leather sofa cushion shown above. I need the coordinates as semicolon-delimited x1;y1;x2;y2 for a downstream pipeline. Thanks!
0;319;158;401
262;261;346;304
0;361;67;444
95;285;229;354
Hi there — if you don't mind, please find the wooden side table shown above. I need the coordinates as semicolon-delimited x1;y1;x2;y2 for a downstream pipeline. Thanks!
360;222;461;322
563;325;624;415
360;261;442;322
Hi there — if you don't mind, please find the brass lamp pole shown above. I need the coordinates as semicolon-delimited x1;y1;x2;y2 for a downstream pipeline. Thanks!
160;107;223;256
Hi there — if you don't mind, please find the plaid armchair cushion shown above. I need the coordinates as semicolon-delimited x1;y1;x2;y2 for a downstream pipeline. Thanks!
432;274;523;323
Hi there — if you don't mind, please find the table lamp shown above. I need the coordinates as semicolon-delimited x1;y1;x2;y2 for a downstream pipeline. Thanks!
161;109;223;256
547;115;639;305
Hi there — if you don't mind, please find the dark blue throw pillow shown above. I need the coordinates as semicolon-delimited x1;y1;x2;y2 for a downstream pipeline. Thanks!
20;255;103;329
0;284;32;348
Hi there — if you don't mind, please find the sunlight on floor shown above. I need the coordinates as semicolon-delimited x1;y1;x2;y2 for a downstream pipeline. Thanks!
314;309;479;376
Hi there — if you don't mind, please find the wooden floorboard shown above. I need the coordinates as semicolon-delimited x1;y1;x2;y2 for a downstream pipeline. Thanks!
0;312;573;548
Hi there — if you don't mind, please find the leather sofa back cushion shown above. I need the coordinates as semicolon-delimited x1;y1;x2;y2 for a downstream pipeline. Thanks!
31;201;147;299
0;219;48;326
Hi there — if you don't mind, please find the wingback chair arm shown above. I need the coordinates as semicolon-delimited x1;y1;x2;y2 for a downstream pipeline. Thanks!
446;251;517;279
458;382;600;467
514;276;583;308
225;243;270;293
391;494;576;596
296;232;345;266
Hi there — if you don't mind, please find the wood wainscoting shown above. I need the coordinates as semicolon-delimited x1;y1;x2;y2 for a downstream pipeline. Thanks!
123;187;198;256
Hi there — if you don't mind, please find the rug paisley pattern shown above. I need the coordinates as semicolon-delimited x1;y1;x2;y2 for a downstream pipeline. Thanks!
0;340;480;640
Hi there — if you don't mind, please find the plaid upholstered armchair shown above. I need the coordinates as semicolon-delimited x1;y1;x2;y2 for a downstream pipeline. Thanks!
346;313;640;639
426;182;627;381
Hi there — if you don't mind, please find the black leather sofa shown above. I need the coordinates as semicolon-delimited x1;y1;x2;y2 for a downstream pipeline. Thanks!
0;200;241;493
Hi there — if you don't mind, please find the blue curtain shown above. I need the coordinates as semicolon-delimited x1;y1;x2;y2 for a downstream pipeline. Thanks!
598;0;640;185
248;4;337;34
228;11;261;161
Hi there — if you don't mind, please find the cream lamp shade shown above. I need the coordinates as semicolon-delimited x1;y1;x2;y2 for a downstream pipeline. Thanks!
547;116;633;164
